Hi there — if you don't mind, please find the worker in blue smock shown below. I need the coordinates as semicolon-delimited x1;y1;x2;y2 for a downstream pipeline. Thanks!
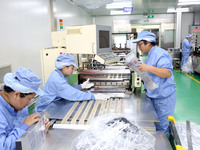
0;67;50;150
35;54;109;113
133;31;176;135
181;34;193;67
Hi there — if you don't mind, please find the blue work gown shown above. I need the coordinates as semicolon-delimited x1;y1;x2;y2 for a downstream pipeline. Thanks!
35;70;95;113
145;46;176;134
0;95;29;150
181;38;192;67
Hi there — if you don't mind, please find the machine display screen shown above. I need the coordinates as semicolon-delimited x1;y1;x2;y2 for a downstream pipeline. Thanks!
99;30;110;48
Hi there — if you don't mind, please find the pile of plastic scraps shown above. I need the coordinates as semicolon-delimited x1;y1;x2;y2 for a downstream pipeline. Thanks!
71;114;156;150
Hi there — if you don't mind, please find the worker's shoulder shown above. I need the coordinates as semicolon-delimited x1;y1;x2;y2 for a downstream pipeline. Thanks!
183;38;188;42
47;70;68;85
153;46;169;56
152;47;172;61
0;104;9;120
48;70;62;80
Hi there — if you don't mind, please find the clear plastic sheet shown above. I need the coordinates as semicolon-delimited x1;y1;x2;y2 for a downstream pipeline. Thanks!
175;123;200;150
27;112;47;150
71;114;156;150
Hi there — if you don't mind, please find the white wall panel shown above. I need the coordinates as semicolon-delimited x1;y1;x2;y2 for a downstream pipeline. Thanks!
55;0;93;30
94;14;175;32
0;0;92;84
181;13;194;41
0;0;51;79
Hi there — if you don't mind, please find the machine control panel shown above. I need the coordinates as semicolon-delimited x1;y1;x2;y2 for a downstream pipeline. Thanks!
95;52;121;64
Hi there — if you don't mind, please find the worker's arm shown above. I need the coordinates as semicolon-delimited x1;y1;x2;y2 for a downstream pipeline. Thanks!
0;120;27;150
183;39;192;49
137;64;171;78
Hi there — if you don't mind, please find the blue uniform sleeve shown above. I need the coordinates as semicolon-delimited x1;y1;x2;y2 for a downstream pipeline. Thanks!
183;40;192;49
72;84;82;90
182;39;192;53
0;121;27;150
20;124;29;131
56;80;95;101
156;54;173;73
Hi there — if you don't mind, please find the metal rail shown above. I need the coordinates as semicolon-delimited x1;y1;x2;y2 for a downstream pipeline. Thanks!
61;98;125;125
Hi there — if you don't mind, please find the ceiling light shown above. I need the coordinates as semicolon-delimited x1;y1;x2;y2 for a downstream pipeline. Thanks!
179;0;200;2
106;1;132;9
110;10;131;15
178;2;200;5
178;0;200;5
167;8;189;13
69;0;113;9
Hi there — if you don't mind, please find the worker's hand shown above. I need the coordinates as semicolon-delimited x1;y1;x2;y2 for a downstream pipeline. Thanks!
45;118;51;130
94;93;110;101
137;64;150;72
81;78;94;89
23;113;41;126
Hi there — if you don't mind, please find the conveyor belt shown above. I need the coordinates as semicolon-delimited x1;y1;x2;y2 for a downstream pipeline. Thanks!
61;98;124;125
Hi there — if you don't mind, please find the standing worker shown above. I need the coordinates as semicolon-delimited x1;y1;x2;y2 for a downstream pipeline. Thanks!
0;67;50;150
133;31;176;135
35;54;109;113
181;34;193;68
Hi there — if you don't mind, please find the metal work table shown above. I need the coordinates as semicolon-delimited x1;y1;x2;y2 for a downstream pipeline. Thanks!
43;93;159;133
42;93;159;134
17;93;172;150
41;129;172;150
44;93;159;124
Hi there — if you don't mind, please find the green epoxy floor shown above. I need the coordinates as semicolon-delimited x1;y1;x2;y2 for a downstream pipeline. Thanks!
173;69;200;125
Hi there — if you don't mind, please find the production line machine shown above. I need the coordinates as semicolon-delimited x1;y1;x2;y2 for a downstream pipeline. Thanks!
79;65;131;94
190;25;200;73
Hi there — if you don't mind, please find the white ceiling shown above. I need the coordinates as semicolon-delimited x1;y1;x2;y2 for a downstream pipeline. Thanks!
71;0;200;16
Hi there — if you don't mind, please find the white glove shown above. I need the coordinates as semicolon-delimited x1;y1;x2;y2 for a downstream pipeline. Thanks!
81;78;94;89
94;93;110;101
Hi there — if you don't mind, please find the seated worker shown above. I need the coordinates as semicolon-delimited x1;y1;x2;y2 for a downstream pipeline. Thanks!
133;31;176;135
0;67;50;150
35;54;108;113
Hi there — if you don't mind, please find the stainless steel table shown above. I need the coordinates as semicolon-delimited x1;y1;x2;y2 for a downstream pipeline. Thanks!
41;129;172;150
44;93;159;123
17;93;163;150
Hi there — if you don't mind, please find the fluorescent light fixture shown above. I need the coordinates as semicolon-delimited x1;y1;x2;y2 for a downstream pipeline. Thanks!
178;0;200;5
106;1;132;9
178;2;200;5
110;10;131;15
167;8;189;13
179;0;200;2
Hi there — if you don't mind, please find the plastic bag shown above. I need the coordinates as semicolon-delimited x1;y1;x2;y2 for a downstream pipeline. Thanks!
175;123;200;150
71;114;156;150
181;56;194;74
125;52;158;90
192;56;198;70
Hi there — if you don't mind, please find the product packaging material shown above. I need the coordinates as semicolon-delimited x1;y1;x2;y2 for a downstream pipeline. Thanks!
181;56;194;74
27;112;47;150
125;52;158;90
175;123;200;150
71;114;156;150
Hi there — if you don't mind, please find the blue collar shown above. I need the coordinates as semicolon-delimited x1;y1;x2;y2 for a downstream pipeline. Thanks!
55;69;68;80
0;94;18;116
148;46;156;56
